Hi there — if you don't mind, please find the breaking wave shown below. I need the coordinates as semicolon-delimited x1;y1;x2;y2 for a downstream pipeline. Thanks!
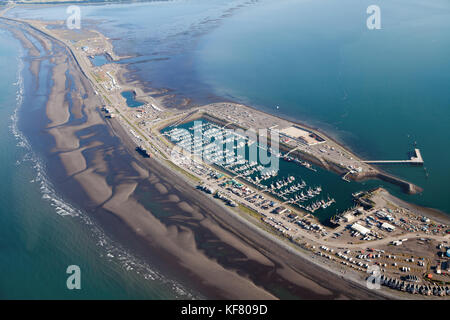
9;48;196;300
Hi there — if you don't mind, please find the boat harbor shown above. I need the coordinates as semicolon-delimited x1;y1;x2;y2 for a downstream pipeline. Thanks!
157;112;448;299
163;119;340;215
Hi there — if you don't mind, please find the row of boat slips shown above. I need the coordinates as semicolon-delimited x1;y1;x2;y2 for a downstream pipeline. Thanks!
165;121;336;214
167;122;279;159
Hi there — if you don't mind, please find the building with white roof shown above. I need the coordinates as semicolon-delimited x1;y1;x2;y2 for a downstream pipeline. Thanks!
381;222;396;232
351;223;370;236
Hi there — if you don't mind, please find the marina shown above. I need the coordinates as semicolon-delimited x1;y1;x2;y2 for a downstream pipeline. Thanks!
161;117;449;298
2;0;449;301
162;119;384;220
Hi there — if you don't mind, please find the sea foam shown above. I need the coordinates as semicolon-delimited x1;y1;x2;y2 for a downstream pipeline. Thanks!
9;48;195;299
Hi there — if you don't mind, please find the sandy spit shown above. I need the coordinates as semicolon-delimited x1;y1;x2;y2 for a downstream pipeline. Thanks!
4;19;393;300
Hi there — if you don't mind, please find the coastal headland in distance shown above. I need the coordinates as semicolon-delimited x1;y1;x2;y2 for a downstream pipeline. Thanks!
0;1;449;300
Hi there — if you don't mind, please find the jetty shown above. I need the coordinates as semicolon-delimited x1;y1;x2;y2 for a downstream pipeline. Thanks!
363;149;424;165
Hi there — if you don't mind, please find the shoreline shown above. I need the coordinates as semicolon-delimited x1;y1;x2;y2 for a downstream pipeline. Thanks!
111;46;431;202
114;51;428;199
108;117;395;300
1;15;448;300
116;54;449;224
175;110;425;196
0;18;364;300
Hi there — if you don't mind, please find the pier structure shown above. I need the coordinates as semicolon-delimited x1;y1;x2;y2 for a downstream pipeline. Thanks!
363;149;424;165
285;146;301;156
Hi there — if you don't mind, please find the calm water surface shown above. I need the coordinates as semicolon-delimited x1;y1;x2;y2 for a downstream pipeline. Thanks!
3;0;449;298
0;26;190;299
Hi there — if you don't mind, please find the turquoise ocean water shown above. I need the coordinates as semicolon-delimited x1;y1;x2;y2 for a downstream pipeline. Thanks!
2;0;450;299
194;0;450;214
8;0;448;213
0;28;189;299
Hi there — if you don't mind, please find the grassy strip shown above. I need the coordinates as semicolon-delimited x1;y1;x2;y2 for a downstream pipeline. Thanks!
102;94;112;105
91;72;102;83
235;204;290;240
164;159;201;183
156;131;173;148
238;204;262;220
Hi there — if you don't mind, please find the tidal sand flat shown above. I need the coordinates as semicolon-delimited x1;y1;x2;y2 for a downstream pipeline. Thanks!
0;16;392;299
3;1;448;300
0;21;192;300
